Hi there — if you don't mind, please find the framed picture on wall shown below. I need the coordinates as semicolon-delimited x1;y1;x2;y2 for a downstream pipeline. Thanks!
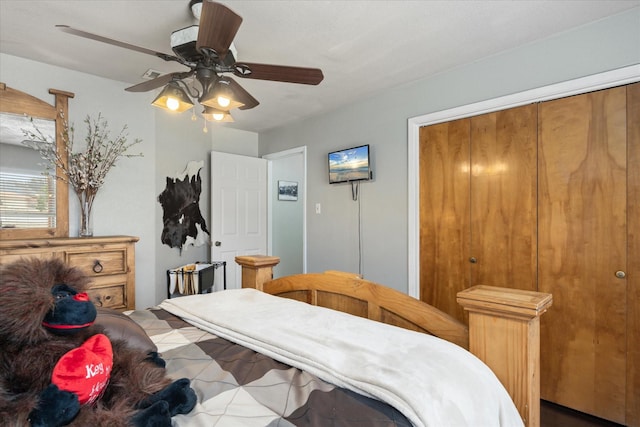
278;180;298;201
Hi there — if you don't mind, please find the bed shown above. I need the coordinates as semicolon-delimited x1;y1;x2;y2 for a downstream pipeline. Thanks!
124;255;551;427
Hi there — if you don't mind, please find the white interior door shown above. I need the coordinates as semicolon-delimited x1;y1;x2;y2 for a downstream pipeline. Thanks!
211;151;267;289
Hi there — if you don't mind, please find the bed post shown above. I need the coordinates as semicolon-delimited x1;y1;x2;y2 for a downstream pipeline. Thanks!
457;286;552;427
235;255;281;291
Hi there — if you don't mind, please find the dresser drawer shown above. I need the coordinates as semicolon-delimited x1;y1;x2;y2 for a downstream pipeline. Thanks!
87;284;126;309
0;251;58;265
67;249;127;276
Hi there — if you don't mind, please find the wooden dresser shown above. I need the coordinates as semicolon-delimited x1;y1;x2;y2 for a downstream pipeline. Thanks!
0;236;138;311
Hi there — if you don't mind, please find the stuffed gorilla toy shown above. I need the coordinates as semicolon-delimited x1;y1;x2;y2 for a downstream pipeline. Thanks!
0;258;197;426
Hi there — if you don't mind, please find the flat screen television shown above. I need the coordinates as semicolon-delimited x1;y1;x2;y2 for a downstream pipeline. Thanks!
328;144;372;184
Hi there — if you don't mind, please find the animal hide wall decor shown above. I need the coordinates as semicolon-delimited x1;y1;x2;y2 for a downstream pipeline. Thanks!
158;161;209;252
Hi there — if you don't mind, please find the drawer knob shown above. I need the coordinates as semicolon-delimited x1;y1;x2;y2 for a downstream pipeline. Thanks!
94;295;113;308
93;260;104;273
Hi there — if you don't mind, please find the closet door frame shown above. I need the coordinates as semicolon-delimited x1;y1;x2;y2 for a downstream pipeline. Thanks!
407;64;640;299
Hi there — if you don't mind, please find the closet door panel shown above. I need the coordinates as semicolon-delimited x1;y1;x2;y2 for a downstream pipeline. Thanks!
627;82;640;426
420;119;471;322
470;104;537;291
538;87;627;423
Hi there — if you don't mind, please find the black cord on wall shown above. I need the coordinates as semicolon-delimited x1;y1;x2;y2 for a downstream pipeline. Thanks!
351;181;363;277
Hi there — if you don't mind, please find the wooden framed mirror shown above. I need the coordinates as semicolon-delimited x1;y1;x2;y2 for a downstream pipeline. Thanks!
0;83;74;239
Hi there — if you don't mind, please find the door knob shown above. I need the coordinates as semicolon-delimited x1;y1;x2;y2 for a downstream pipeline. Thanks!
615;270;626;279
215;241;222;247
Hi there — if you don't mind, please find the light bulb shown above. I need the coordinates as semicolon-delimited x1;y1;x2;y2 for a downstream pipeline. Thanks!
217;96;231;108
213;113;224;121
166;97;180;111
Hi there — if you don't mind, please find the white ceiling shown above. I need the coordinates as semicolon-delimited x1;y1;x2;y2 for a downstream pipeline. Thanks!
1;1;638;133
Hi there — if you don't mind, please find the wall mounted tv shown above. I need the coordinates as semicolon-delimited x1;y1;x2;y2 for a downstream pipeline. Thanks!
328;144;372;184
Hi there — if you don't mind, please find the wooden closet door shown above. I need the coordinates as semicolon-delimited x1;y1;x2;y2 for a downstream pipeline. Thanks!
627;82;640;426
419;106;537;323
470;105;537;292
420;119;471;322
538;86;627;423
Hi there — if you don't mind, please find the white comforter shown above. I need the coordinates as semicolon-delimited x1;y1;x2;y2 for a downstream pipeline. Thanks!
159;289;523;427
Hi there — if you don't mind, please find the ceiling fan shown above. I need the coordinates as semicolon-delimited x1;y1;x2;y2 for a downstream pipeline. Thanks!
56;0;324;122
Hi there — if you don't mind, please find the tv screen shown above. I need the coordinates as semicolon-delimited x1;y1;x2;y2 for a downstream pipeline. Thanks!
328;144;371;184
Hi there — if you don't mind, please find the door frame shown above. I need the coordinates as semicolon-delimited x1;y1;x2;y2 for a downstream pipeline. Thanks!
263;146;308;274
407;64;640;299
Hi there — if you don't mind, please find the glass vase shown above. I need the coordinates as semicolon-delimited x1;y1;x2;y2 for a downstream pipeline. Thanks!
78;192;94;238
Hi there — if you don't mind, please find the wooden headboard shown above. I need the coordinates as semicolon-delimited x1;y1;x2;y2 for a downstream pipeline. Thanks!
252;269;469;348
236;255;552;427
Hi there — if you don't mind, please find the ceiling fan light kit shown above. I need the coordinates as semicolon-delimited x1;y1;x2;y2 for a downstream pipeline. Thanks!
151;82;194;112
200;77;244;110
56;0;324;124
202;106;234;123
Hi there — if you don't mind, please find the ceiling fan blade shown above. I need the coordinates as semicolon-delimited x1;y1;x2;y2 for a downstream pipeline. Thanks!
233;63;324;85
125;71;194;92
196;1;242;59
227;78;259;110
56;25;182;64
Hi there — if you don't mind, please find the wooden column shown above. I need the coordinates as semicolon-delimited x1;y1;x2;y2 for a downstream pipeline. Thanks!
235;255;280;291
457;285;552;427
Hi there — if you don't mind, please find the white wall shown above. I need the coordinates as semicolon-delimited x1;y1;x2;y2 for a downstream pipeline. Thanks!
212;126;259;157
153;109;211;304
0;53;259;308
258;7;640;293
